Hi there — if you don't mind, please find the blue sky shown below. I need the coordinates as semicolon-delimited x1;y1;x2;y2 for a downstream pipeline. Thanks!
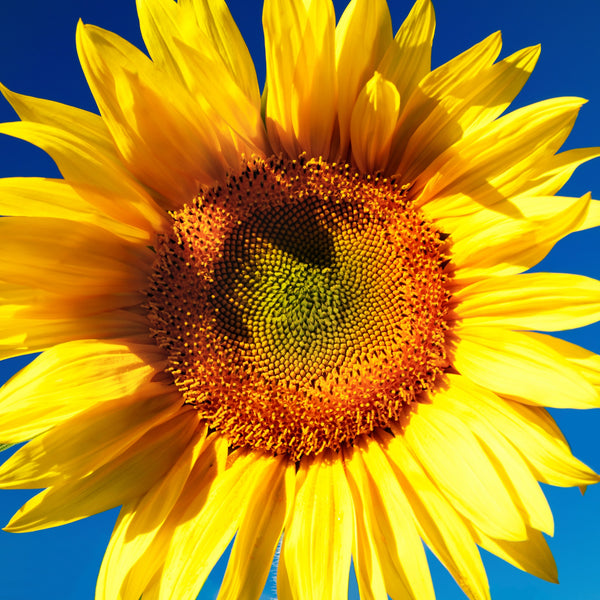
0;0;599;599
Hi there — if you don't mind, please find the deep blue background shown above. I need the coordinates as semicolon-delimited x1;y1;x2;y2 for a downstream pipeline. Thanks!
0;0;598;598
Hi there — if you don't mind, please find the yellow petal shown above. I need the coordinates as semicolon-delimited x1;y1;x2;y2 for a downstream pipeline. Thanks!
136;0;267;156
472;526;558;583
350;73;401;173
448;193;590;282
263;0;337;158
0;82;116;156
217;459;294;600
136;0;183;75
335;0;392;158
0;85;168;219
430;378;554;534
156;450;281;600
381;430;490;600
97;430;224;600
0;312;148;361
527;332;600;387
518;146;600;198
0;283;141;320
435;375;599;488
0;177;157;242
170;38;268;156
5;408;200;532
417;97;585;215
402;402;527;540
0;217;152;296
378;0;435;107
275;462;308;600
0;339;160;442
76;22;234;207
0;386;177;489
276;542;294;600
388;30;501;175
579;198;600;231
347;462;388;600
452;326;600;408
180;0;260;106
456;272;600;331
345;438;436;600
282;451;353;600
396;44;540;182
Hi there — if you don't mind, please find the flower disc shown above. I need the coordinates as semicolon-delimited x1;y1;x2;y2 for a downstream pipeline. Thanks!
148;156;451;458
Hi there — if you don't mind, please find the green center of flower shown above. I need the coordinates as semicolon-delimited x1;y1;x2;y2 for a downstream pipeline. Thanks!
147;156;451;459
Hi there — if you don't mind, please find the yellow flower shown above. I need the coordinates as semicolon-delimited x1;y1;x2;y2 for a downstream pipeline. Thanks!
0;0;599;598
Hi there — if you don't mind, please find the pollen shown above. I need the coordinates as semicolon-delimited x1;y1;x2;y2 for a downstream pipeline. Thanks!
146;156;451;460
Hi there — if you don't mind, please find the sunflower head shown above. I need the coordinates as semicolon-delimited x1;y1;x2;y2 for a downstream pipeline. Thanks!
147;155;451;458
0;0;598;599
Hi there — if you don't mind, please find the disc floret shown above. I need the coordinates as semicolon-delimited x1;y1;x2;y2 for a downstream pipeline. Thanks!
147;156;451;459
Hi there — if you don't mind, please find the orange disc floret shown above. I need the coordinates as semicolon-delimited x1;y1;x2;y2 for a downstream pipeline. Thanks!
146;156;451;459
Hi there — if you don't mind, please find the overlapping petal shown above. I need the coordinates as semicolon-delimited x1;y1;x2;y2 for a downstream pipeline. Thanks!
5;408;201;532
282;452;353;600
263;0;337;158
453;326;600;408
76;22;237;207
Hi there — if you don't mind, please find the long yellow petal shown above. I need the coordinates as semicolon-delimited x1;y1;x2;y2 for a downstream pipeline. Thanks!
0;85;168;219
472;526;558;583
276;458;308;600
579;198;600;231
282;451;353;600
0;217;152;296
346;438;436;600
527;332;600;387
517;146;600;198
170;38;268;155
263;0;337;158
180;0;260;106
0;339;160;442
402;402;527;540
0;82;115;156
437;375;599;488
0;177;157;242
0;312;148;361
76;22;234;207
136;0;182;76
417;97;585;215
217;459;294;600
452;326;600;408
388;30;501;175
378;0;435;107
5;408;200;533
397;44;540;183
350;73;400;173
448;193;590;282
381;430;490;600
430;379;554;534
335;0;392;159
96;430;223;600
0;282;142;320
456;272;600;331
155;450;282;600
276;541;294;600
347;456;388;600
136;0;267;156
0;386;177;489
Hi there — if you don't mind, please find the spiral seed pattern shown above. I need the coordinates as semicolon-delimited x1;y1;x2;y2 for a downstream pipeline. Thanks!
147;156;451;459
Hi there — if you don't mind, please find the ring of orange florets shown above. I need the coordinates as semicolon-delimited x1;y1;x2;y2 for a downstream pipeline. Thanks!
146;156;451;459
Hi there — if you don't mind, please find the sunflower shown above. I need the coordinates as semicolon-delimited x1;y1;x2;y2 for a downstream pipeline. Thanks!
0;0;599;598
